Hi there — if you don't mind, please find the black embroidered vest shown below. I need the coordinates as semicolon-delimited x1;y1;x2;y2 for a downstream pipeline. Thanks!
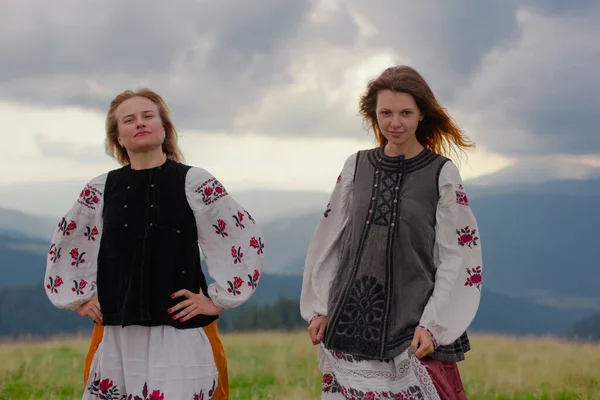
324;147;470;362
97;159;218;329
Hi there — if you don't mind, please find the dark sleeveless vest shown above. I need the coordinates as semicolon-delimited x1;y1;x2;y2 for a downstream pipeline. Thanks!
324;147;470;362
97;159;218;329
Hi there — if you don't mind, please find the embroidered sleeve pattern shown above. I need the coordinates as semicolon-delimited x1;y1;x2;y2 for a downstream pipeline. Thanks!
300;153;356;323
186;168;264;310
418;161;482;347
44;174;107;310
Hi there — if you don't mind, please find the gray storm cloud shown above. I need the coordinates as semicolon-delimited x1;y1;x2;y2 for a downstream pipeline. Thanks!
0;0;598;156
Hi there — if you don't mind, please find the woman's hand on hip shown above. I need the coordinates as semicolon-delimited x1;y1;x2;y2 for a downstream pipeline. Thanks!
308;316;327;345
76;296;102;325
169;289;224;322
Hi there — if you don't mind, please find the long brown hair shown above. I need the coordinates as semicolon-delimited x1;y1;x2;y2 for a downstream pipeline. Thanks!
359;66;473;160
105;88;184;166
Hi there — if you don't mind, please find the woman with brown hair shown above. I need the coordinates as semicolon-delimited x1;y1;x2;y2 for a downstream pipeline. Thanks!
45;88;264;399
300;66;483;399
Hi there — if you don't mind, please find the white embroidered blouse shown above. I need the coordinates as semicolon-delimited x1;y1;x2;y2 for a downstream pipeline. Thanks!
44;167;264;312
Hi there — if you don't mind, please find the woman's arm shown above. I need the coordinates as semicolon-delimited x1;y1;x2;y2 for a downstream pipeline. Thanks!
44;174;107;311
418;161;483;347
185;167;264;310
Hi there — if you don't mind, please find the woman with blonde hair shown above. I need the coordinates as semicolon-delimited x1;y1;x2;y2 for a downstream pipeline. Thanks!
45;88;264;399
300;66;483;399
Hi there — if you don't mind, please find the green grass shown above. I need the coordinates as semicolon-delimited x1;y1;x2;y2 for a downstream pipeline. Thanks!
0;332;599;399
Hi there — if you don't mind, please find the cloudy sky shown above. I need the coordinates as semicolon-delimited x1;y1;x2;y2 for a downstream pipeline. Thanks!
1;0;599;217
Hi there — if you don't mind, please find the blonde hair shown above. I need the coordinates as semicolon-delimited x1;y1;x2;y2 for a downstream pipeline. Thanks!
105;88;183;165
359;65;473;160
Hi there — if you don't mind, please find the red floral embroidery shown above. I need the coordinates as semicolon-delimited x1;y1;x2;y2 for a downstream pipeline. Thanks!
456;190;469;206
48;244;62;263
336;173;342;183
231;245;243;264
322;372;425;399
227;276;244;296
148;390;165;400
87;373;125;399
233;211;245;229
136;382;165;400
247;269;260;289
329;350;359;363
249;236;265;255
457;226;479;248
195;178;228;205
70;248;86;267
78;184;102;210
46;276;64;294
213;219;228;237
87;378;171;400
465;266;483;290
72;279;88;295
193;379;216;400
84;225;99;241
244;209;256;224
99;378;113;392
58;217;77;236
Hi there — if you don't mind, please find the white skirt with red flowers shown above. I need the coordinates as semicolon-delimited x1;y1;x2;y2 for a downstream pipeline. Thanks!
319;344;467;400
83;325;218;400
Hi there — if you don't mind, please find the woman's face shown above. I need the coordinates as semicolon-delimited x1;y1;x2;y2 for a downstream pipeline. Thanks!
115;96;166;154
375;90;422;148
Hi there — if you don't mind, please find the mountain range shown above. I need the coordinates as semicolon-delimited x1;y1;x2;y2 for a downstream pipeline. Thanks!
0;176;599;340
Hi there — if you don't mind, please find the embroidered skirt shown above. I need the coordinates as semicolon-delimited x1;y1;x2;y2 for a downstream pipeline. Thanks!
319;345;467;400
83;325;219;400
83;322;229;399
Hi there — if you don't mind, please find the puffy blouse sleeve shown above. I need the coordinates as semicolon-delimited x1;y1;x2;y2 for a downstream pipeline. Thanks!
300;153;356;323
44;174;107;310
418;160;483;347
185;167;264;310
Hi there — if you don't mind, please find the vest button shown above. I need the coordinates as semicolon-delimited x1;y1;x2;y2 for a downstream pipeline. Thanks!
124;224;128;227
124;205;128;208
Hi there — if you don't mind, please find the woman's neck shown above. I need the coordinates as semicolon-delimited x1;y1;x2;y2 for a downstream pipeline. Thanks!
128;148;167;170
383;140;424;159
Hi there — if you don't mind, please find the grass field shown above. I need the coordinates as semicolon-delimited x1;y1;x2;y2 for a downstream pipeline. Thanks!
0;331;598;399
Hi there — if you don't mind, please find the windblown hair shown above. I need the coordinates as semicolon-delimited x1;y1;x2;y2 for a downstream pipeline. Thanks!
105;88;183;166
359;65;473;160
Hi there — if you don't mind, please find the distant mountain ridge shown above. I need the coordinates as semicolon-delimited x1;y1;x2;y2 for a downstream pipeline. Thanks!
0;273;595;339
1;176;599;339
